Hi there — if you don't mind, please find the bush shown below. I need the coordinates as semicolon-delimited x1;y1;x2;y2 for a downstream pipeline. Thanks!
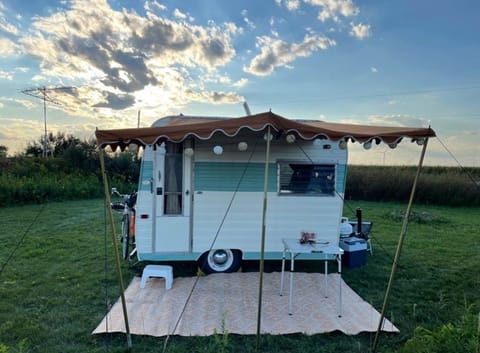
0;151;139;206
401;307;479;353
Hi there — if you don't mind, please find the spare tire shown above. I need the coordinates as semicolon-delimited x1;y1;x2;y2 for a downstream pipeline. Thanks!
199;249;242;274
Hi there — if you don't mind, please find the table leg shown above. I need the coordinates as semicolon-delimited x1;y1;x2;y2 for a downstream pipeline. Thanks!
338;254;342;317
288;251;295;315
324;259;328;298
280;247;286;296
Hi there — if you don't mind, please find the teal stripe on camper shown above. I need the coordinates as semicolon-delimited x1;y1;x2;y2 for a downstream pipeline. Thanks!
138;160;153;191
195;162;277;192
336;164;347;194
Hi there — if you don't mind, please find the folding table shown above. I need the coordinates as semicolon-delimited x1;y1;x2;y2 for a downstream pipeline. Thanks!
280;238;344;316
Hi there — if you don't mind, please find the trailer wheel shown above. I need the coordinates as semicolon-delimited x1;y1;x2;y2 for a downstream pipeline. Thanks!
199;249;241;274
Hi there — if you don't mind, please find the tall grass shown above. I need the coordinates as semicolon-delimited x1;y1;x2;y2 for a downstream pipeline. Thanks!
0;174;100;205
346;166;480;206
401;306;479;353
0;153;139;206
0;173;137;206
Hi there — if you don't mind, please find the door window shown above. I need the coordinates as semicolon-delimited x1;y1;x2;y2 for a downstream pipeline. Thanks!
164;143;183;214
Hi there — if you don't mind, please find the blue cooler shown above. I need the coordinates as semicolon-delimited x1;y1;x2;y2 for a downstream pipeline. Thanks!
339;236;367;268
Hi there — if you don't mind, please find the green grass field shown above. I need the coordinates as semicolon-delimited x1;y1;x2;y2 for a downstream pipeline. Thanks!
0;199;478;353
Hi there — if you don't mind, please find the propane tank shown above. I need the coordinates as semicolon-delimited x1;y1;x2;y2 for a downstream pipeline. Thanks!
340;217;353;237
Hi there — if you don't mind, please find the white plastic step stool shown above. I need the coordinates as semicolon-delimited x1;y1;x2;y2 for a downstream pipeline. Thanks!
140;265;173;290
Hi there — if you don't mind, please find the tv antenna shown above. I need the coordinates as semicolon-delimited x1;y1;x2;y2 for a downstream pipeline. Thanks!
22;86;74;157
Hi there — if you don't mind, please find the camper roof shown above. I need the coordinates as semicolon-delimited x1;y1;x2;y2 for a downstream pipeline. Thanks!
95;111;435;150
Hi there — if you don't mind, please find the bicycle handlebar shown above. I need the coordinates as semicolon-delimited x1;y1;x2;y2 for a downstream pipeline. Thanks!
111;188;137;208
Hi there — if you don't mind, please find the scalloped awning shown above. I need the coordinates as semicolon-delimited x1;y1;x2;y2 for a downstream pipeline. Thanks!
95;111;435;150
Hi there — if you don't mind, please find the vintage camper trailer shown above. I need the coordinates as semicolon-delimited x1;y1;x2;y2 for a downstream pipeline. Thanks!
96;112;435;273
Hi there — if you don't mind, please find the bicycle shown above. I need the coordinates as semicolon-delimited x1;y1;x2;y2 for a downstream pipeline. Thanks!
111;187;137;260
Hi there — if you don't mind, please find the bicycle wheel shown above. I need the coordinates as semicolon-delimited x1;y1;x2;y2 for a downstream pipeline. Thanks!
121;214;130;260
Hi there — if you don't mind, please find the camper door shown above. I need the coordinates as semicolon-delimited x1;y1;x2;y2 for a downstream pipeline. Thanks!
154;142;192;252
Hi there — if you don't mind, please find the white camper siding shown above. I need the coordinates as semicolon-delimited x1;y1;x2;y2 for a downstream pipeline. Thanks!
135;146;155;257
192;191;343;253
267;194;343;250
192;191;264;251
194;162;277;192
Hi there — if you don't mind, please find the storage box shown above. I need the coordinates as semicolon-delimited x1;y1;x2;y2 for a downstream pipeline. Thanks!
339;236;367;268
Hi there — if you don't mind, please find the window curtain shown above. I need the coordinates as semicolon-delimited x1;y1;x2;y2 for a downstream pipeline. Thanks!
164;143;182;214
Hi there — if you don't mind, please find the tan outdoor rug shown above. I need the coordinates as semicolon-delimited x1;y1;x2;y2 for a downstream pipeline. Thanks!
93;272;398;337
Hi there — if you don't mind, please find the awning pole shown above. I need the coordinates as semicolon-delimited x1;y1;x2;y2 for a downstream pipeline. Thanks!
256;127;271;350
372;138;429;353
99;148;132;350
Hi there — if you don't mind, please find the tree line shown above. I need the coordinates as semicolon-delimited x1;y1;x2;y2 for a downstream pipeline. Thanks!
0;133;478;206
0;132;139;206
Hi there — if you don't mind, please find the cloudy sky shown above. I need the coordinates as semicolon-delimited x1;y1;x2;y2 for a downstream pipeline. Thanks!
0;0;479;165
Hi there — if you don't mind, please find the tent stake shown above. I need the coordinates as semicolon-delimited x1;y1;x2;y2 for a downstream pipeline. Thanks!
256;127;271;350
99;149;132;350
372;138;429;352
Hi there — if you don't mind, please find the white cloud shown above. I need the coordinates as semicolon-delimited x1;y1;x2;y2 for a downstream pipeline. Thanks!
243;17;256;30
286;0;301;11
0;118;46;155
172;8;193;22
0;102;3;109
0;96;36;108
0;19;19;35
219;75;231;84
370;67;377;73
32;74;45;81
0;70;12;80
144;1;167;13
0;37;17;56
366;114;429;128
244;34;336;76
233;78;248;87
0;16;19;35
431;132;480;166
197;72;248;89
277;0;371;42
15;67;29;73
0;116;102;156
0;1;19;35
173;8;187;19
275;0;301;12
17;0;241;115
304;0;359;22
350;22;371;39
186;90;244;105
